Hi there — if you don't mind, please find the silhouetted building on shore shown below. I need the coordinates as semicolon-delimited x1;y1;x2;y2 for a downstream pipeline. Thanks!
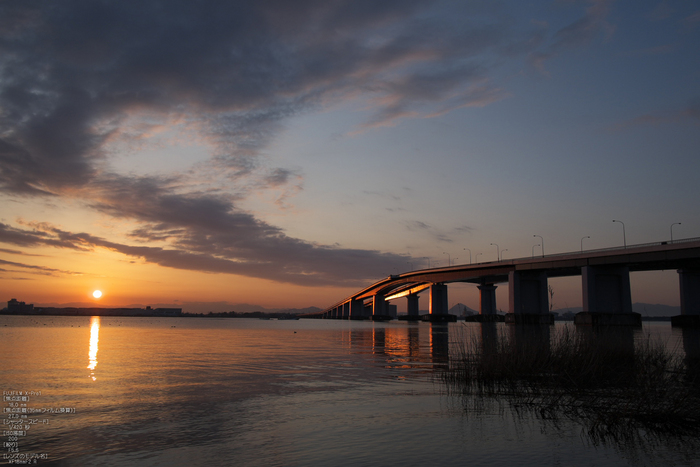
7;298;34;314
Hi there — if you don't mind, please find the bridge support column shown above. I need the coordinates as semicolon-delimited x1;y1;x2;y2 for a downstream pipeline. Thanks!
577;265;639;325
672;269;700;326
372;293;389;320
430;283;448;315
406;294;420;321
478;284;497;315
342;302;350;319
350;299;364;320
506;270;553;324
426;283;454;322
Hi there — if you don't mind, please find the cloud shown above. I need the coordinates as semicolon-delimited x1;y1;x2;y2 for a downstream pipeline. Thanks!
0;0;551;195
453;225;475;235
0;247;45;256
682;11;700;28
0;258;80;277
627;44;676;56
529;0;614;74
0;1;598;287
0;217;409;287
610;98;700;130
404;220;454;243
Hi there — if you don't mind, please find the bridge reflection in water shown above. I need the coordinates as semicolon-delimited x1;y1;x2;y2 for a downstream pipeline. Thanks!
340;322;699;377
347;323;451;370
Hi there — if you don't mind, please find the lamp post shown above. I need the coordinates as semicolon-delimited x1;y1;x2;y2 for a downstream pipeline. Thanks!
671;222;681;243
532;244;540;258
463;248;472;264
490;243;499;262
475;253;482;263
443;252;451;266
533;235;544;257
613;220;626;248
501;249;508;261
581;236;590;252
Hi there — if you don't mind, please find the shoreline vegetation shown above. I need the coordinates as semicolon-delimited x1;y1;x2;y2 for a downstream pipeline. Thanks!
442;324;700;449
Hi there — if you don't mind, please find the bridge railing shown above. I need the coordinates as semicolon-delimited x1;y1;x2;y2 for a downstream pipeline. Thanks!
413;236;700;270
512;236;700;263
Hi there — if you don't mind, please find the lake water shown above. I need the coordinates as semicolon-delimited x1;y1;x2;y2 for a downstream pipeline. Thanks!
1;316;699;466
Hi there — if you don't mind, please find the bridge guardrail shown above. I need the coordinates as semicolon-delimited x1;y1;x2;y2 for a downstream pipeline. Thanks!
508;236;700;263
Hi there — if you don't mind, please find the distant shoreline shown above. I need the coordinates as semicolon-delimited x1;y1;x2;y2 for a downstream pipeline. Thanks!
0;309;672;321
0;306;181;317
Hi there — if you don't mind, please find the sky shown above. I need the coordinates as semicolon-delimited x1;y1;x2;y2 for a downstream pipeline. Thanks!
1;0;699;313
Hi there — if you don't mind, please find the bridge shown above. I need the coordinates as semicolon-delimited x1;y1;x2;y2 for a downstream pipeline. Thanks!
303;237;700;325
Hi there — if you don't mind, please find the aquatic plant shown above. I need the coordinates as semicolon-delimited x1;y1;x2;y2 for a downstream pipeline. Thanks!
442;324;700;441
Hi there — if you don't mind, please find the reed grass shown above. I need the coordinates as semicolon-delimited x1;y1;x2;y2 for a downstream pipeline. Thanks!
442;324;700;440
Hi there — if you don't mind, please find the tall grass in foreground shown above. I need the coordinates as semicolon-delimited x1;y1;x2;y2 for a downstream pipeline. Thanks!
442;324;700;443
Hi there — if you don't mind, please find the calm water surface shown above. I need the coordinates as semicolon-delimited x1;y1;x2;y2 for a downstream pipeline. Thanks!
1;316;698;466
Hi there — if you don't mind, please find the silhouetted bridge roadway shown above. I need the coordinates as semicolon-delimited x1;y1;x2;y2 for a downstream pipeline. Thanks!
302;238;700;325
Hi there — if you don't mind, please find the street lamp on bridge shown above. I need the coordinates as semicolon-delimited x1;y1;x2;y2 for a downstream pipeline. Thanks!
501;249;508;261
490;243;499;262
443;252;451;266
463;248;471;264
532;243;540;258
671;222;681;243
613;220;626;248
581;236;590;252
533;235;544;257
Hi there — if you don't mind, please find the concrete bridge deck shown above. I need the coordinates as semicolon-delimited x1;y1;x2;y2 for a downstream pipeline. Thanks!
304;238;700;324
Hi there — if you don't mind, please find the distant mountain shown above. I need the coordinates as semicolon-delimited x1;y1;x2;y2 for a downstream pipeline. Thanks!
549;303;680;318
551;306;583;315
632;303;680;317
448;303;478;316
24;300;319;315
279;306;322;315
178;302;321;314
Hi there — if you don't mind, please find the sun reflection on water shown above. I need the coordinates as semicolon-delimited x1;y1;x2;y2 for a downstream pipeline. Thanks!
87;316;100;380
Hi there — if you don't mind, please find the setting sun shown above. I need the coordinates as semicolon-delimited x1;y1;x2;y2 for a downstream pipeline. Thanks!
92;290;102;299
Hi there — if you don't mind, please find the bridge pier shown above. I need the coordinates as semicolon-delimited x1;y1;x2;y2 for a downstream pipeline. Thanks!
474;283;501;322
672;268;700;326
350;299;364;320
506;270;553;324
478;284;497;315
406;293;421;321
430;283;448;315
577;265;640;325
372;293;392;320
425;283;455;322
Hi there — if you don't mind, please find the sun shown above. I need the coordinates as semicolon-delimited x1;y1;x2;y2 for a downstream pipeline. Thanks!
92;290;103;299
